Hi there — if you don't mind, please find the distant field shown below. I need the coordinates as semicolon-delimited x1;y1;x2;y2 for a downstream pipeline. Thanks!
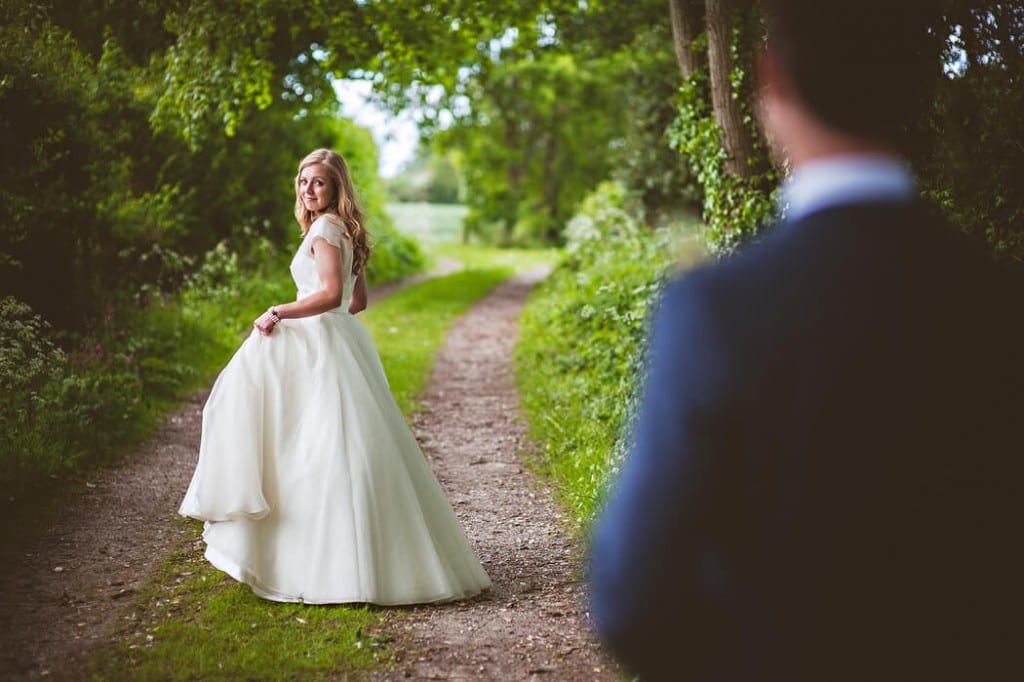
385;202;468;244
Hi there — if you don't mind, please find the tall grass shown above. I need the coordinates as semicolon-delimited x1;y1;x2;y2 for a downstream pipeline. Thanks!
514;183;704;530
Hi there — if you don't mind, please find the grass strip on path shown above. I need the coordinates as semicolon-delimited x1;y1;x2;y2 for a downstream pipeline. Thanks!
83;263;531;681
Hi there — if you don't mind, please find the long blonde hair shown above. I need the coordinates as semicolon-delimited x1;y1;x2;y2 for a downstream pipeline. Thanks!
293;148;372;276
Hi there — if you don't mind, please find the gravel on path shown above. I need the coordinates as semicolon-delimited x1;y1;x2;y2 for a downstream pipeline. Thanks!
0;395;205;679
0;266;621;681
373;270;620;681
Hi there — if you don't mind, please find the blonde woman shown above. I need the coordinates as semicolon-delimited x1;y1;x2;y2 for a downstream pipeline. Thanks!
180;149;490;605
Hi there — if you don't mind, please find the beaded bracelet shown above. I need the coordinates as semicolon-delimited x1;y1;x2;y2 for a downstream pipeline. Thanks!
269;307;281;324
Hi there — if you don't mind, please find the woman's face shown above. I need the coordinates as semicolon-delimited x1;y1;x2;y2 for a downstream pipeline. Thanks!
298;163;334;215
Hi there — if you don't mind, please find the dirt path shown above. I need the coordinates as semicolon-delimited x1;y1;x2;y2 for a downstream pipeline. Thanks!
0;267;619;681
0;270;455;679
0;395;205;679
374;271;618;681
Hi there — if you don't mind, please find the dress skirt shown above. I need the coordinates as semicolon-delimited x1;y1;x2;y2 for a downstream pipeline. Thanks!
179;309;491;605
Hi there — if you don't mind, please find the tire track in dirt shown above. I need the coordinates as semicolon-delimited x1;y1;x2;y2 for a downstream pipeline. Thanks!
373;270;619;681
0;267;620;680
0;395;205;679
0;269;452;680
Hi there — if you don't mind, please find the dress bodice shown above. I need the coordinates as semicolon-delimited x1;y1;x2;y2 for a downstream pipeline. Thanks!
289;215;355;308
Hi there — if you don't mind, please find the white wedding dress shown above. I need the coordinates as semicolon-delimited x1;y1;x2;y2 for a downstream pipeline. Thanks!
179;215;491;605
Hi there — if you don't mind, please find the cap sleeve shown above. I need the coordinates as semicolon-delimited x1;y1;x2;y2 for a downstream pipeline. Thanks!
308;215;348;250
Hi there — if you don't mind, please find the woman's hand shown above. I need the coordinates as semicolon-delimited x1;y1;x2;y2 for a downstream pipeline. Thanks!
254;309;279;336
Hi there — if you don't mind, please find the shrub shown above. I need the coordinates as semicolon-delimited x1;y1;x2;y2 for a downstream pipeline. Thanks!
515;182;703;528
668;70;778;256
0;296;150;492
366;229;425;286
0;218;425;499
1;297;72;487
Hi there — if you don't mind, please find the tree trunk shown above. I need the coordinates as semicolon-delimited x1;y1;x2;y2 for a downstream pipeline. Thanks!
542;109;562;242
668;0;704;80
706;0;756;179
503;119;523;244
500;76;524;244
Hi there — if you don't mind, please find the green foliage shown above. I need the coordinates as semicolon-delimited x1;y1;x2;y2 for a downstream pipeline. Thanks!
0;291;167;494
0;297;72;485
366;229;426;287
611;24;703;226
667;22;778;256
0;298;66;399
154;2;276;146
914;5;1024;261
448;50;625;245
0;3;108;324
387;144;463;204
386;202;470;245
515;182;703;527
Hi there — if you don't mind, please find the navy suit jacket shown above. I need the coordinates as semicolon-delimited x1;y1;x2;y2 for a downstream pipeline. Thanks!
590;200;1022;681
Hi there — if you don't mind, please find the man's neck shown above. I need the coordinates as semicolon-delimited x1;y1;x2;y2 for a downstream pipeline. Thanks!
784;116;900;170
794;145;899;169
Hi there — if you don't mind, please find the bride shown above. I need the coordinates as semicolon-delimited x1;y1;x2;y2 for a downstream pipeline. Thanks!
179;148;491;605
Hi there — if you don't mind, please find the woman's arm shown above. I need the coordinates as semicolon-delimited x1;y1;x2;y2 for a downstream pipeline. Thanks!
254;236;344;335
348;272;368;315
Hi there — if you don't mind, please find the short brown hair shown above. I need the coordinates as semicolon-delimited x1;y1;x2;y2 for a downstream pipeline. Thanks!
762;0;936;149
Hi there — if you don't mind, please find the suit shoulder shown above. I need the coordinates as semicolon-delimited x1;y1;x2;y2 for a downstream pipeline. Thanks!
655;263;727;322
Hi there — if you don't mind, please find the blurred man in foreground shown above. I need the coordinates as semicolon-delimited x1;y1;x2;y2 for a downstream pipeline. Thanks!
589;2;1022;679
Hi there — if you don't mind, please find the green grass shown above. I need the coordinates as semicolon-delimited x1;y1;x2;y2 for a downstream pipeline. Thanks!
429;242;561;273
513;184;705;532
385;202;469;244
361;266;520;414
384;201;560;277
86;527;385;681
83;261;522;680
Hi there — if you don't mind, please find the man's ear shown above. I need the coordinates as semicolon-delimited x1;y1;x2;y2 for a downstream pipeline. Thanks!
755;49;800;163
755;51;782;135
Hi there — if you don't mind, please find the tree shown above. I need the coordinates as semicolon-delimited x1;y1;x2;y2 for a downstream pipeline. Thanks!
548;0;702;227
387;144;462;204
914;3;1024;260
614;24;703;225
705;0;759;180
668;0;705;79
448;50;624;244
0;0;423;328
667;0;776;254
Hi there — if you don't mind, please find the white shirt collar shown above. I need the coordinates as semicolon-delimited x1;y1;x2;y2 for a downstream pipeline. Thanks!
780;155;918;223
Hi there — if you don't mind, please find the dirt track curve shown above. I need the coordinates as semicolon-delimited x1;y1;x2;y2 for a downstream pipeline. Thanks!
373;270;618;681
0;268;619;680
